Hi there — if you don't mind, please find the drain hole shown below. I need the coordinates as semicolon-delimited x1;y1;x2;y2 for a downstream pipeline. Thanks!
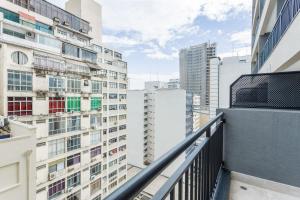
240;186;247;190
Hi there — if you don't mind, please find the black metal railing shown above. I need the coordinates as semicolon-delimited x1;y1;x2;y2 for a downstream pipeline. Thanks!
230;71;300;109
105;113;224;200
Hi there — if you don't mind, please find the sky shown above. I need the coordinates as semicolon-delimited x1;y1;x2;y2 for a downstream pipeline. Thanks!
52;0;252;89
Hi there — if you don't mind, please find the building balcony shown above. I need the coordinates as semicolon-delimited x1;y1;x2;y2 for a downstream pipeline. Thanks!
105;71;300;200
256;0;300;73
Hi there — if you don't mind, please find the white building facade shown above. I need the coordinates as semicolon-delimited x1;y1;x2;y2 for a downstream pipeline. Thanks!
0;0;128;199
251;0;300;73
209;56;251;118
0;118;36;200
127;89;186;176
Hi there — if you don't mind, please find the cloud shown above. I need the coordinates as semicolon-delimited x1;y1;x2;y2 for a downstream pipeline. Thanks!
230;29;251;45
128;72;179;89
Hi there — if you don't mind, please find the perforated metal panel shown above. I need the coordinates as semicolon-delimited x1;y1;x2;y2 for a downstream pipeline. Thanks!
230;71;300;110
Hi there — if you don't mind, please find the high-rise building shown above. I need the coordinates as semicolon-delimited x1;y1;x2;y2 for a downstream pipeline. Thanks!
179;42;216;108
167;79;180;89
0;0;128;199
251;0;300;73
127;89;187;176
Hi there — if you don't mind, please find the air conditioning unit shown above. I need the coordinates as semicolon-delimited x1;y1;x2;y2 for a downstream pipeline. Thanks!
90;175;96;181
26;32;35;39
67;187;73;193
48;172;56;181
63;21;70;26
53;17;60;23
0;116;9;128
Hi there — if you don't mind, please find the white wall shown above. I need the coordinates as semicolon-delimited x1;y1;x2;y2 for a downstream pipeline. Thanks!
127;90;145;168
154;89;186;177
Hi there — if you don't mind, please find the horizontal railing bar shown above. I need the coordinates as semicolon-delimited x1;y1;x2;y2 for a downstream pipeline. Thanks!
105;112;224;200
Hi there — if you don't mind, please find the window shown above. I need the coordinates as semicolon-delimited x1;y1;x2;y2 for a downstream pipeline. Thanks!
49;118;66;136
109;127;118;133
109;159;117;167
119;165;126;172
109;170;117;179
7;97;32;116
49;97;65;114
48;179;65;199
0;7;19;23
7;70;32;91
91;97;101;110
109;105;118;111
11;51;28;65
119;135;126;141
49;77;65;92
3;28;25;39
67;135;81;151
90;131;101;145
67;172;81;188
119;155;126;162
119;83;127;89
90;114;101;128
90;178;101;195
109;94;118;99
119;115;127;120
38;35;61;48
119;145;126;152
67;78;81;93
119;94;127;99
90;162;101;177
67;153;81;167
82;49;97;63
119;73;126;80
91;81;102;93
91;146;101;158
109;148;118;156
119;125;127;130
67;97;81;112
62;43;80;58
108;71;117;78
119;104;127;110
67;191;81;200
48;139;65;158
109;116;117;123
49;159;65;174
109;82;118;89
93;194;101;200
109;138;117;145
67;116;81;132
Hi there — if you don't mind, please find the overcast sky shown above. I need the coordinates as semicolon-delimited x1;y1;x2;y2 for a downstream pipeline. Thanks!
52;0;252;89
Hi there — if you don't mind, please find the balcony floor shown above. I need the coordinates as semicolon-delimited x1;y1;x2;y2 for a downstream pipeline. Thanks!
229;172;300;200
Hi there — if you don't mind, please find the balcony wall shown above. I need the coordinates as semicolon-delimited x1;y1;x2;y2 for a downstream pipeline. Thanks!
219;108;300;188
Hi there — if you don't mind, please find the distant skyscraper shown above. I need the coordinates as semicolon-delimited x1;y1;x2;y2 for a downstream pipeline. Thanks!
179;42;216;108
168;79;180;89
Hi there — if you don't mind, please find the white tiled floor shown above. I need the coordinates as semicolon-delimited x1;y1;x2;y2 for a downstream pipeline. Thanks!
229;173;300;200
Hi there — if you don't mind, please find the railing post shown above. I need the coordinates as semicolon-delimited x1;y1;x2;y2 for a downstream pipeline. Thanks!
206;127;211;137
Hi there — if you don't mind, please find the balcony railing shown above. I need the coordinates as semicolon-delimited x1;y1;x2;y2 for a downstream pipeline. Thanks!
33;56;66;72
105;112;224;200
230;71;300;109
259;0;300;69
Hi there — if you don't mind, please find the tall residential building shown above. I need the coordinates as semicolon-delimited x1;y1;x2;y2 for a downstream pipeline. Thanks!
251;0;300;73
209;56;251;119
127;89;187;176
0;117;36;200
179;42;216;108
167;79;180;89
144;81;168;90
0;0;128;199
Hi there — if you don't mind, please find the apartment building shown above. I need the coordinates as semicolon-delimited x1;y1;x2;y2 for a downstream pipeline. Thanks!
251;0;300;73
0;0;127;199
127;89;187;177
179;42;216;108
0;117;36;200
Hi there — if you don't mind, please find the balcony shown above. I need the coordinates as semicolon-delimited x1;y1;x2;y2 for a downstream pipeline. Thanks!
105;72;300;200
258;0;300;71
